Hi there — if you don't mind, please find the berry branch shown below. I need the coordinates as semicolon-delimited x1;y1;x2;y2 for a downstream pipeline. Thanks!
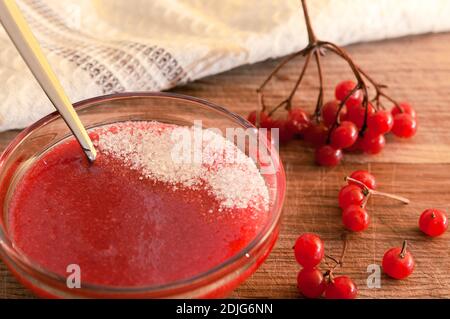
357;67;399;110
324;232;348;272
250;0;418;166
266;51;313;117
256;0;395;129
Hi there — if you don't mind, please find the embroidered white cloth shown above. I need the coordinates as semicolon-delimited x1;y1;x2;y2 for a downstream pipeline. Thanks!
0;0;449;131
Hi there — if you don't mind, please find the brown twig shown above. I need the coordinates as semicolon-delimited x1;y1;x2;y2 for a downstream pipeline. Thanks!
301;0;316;43
338;233;349;266
324;233;349;282
256;50;307;115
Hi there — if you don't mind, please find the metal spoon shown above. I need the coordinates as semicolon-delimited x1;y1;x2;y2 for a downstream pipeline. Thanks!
0;0;97;162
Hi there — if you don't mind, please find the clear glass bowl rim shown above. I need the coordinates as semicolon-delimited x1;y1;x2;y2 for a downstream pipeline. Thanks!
0;92;286;296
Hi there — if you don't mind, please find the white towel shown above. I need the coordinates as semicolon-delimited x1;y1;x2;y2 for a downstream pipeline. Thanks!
0;0;449;131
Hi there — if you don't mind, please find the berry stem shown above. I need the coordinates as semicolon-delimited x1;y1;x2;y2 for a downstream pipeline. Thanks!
360;192;371;208
268;51;314;116
312;50;324;120
324;233;348;271
317;41;370;134
324;254;340;266
338;232;348;266
289;51;313;104
344;176;370;196
301;0;317;43
357;66;400;111
345;176;410;205
256;51;306;113
399;240;408;258
323;269;334;283
267;99;288;117
371;189;410;205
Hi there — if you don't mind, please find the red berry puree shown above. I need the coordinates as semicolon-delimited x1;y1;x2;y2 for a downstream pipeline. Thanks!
8;122;270;287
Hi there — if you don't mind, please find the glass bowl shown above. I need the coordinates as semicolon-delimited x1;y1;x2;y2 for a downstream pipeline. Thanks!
0;92;285;298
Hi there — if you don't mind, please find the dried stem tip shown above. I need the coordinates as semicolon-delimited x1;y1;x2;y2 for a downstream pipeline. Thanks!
400;240;408;258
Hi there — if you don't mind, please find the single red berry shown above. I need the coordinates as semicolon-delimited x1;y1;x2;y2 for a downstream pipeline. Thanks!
361;133;385;155
335;80;362;108
267;118;294;144
321;100;347;127
367;111;394;136
346;102;375;129
294;233;325;268
338;184;365;209
287;108;310;135
342;205;370;232
303;123;328;147
330;121;358;149
382;241;415;279
349;170;376;189
419;209;448;237
315;145;343;167
297;268;326;299
391;102;416;119
392;113;417;138
247;110;271;127
324;276;357;299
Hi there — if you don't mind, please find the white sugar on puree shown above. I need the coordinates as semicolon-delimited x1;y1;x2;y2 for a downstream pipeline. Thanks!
94;121;270;211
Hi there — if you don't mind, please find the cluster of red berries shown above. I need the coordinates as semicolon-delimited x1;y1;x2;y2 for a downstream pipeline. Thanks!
338;170;448;237
338;170;447;280
294;233;357;299
294;171;448;298
339;170;375;232
247;80;418;167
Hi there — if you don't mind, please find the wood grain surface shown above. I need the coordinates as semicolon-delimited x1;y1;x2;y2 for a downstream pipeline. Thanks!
0;32;449;298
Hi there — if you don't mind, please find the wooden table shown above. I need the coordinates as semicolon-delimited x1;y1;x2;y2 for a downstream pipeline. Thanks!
1;32;449;298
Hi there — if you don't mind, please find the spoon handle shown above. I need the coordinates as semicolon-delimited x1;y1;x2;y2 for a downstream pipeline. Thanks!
0;0;96;161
